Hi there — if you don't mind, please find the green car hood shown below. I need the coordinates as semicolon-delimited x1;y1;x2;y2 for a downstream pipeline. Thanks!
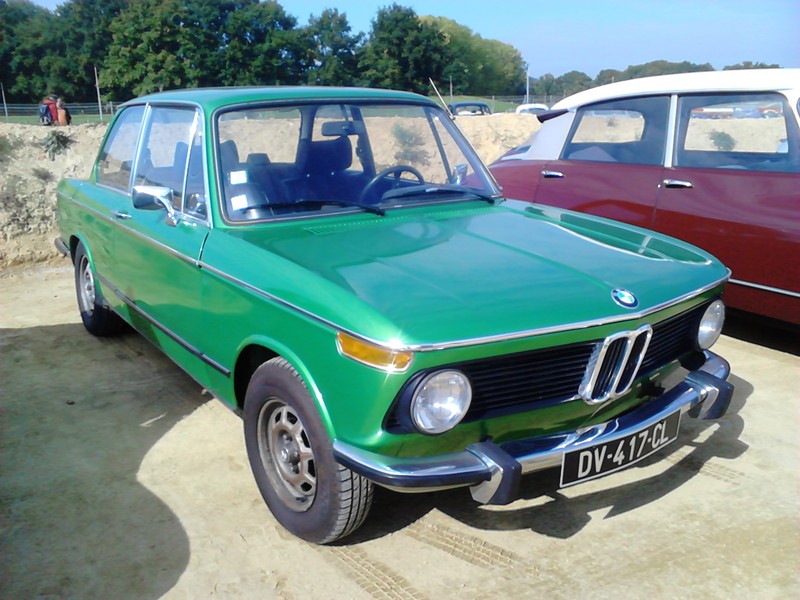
219;201;728;347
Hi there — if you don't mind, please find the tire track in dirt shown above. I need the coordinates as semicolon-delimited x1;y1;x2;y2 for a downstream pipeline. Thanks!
662;448;746;486
322;546;430;600
404;521;539;577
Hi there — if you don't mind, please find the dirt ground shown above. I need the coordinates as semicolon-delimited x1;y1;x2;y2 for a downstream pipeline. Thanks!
1;263;798;599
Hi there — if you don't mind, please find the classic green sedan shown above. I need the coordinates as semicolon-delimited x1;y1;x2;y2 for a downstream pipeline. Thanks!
55;87;734;544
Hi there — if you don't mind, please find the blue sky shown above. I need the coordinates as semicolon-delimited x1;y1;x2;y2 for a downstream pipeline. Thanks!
31;0;800;78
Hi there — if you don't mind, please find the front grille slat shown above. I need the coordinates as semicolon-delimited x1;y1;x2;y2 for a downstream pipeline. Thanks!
386;302;710;431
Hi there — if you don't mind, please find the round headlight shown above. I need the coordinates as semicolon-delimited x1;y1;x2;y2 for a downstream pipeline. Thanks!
410;370;472;434
697;300;726;349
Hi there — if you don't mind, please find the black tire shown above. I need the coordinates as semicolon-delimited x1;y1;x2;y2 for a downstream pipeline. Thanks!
73;241;123;336
243;357;373;544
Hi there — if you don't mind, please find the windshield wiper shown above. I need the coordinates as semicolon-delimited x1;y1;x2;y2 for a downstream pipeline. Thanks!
381;184;500;205
243;199;385;216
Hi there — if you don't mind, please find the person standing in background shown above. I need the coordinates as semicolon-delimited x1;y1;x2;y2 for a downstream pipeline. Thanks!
56;98;72;126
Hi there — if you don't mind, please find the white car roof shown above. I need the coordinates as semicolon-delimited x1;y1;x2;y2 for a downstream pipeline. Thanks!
552;68;800;109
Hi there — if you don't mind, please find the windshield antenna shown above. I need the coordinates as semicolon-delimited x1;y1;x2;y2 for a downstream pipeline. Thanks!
429;78;453;119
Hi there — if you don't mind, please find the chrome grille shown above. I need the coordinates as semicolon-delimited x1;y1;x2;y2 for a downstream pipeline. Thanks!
578;325;653;404
385;302;709;432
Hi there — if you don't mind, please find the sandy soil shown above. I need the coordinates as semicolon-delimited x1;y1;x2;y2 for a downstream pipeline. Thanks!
0;114;539;269
1;264;798;598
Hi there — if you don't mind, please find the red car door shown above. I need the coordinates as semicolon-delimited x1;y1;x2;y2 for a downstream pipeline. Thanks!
532;96;671;229
532;160;663;229
652;92;800;323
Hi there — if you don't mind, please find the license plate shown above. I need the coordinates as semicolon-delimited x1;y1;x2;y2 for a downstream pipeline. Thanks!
560;410;681;487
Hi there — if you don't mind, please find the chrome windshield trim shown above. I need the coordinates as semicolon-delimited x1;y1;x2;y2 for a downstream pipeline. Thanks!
200;263;730;353
729;278;800;299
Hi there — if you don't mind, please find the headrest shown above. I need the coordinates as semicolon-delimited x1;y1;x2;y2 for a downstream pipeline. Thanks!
219;140;239;168
308;137;352;174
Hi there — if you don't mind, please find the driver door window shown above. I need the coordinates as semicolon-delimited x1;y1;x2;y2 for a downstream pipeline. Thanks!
133;107;199;211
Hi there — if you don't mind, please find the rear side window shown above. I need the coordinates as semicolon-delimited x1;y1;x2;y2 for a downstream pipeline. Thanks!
675;93;798;172
563;96;669;166
96;106;145;190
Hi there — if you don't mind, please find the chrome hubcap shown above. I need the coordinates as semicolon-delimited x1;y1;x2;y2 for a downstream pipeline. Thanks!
78;256;96;315
258;400;316;511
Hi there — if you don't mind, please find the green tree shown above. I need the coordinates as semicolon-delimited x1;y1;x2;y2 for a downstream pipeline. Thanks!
424;16;526;95
723;61;781;70
305;8;362;86
221;0;309;86
1;1;44;100
595;68;623;86
101;0;195;98
52;0;128;101
4;1;60;101
532;73;559;100
556;70;593;96
358;4;450;94
622;60;713;80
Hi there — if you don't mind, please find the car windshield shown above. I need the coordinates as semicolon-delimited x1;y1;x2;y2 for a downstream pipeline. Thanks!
216;101;499;222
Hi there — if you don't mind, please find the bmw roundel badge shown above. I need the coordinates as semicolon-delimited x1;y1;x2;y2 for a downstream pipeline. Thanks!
612;288;638;308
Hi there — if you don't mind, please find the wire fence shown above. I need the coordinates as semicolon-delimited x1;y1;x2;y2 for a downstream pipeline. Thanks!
2;95;561;124
1;102;120;124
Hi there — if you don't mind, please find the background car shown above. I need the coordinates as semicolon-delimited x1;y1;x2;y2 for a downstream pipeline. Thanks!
515;102;549;115
448;100;492;116
490;69;800;325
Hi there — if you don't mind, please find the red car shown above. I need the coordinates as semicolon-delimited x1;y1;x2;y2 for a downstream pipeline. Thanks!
491;69;799;325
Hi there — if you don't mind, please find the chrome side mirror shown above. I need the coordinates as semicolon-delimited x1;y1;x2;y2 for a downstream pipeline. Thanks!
132;185;179;226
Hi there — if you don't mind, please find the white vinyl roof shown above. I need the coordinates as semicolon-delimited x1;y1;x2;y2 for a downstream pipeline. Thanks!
552;68;800;109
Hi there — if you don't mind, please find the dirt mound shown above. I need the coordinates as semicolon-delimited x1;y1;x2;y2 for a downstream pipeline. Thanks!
0;114;539;268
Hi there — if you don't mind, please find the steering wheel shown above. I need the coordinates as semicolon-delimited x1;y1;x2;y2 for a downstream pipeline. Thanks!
359;165;424;204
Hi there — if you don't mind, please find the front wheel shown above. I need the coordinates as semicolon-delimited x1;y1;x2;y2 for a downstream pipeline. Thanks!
243;357;373;544
73;241;123;336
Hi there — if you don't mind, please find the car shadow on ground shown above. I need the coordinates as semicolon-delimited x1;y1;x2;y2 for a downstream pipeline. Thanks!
350;372;752;544
724;311;799;356
0;323;208;599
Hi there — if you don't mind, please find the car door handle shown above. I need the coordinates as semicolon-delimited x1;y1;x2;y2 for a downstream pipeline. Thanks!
542;170;565;179
662;179;693;189
112;210;132;219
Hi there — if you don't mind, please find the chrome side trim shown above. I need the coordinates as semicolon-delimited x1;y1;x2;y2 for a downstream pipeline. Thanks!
729;278;800;299
199;262;730;353
66;195;205;268
664;94;678;169
96;272;230;376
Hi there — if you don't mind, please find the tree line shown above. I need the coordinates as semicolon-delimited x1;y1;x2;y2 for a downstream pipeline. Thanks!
0;0;526;102
531;60;782;100
1;0;781;104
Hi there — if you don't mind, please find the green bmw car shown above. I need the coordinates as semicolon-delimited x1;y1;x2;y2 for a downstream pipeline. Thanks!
55;87;733;543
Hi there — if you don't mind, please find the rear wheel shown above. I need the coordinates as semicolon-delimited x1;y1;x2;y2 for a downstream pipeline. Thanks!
73;241;123;336
244;357;373;544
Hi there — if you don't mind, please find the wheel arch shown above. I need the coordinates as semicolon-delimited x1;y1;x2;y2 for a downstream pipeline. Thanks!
233;340;336;437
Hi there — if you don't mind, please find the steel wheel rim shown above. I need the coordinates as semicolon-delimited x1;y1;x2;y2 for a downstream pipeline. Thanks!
257;399;316;512
78;256;96;316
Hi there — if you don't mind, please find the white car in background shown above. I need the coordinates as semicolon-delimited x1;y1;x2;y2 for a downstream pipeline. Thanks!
515;102;549;115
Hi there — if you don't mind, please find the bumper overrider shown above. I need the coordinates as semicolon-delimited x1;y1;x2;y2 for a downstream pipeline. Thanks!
333;351;733;505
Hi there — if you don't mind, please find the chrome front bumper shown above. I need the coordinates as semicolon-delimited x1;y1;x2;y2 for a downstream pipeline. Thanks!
333;351;733;505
